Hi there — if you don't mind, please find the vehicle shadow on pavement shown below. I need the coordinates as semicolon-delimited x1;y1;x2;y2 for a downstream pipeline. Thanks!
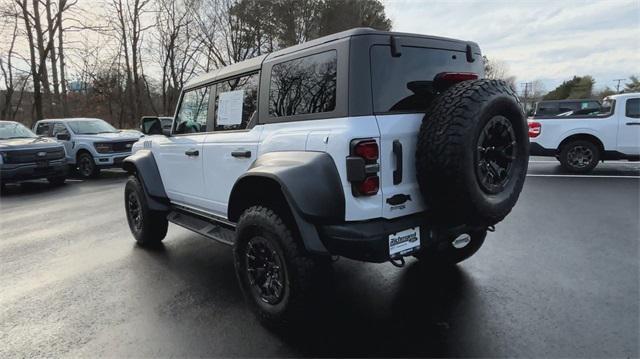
277;261;475;357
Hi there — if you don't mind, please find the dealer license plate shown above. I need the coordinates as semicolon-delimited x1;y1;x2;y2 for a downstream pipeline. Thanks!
389;227;420;257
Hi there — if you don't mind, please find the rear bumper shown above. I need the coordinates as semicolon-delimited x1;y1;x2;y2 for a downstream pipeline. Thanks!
529;142;556;157
316;213;483;263
0;159;67;183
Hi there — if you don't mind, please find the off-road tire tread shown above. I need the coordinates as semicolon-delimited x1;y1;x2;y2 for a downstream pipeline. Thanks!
234;205;318;328
416;79;527;225
125;176;168;245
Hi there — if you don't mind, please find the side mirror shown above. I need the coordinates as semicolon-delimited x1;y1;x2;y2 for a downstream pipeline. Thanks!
140;116;165;136
162;128;171;136
56;133;70;141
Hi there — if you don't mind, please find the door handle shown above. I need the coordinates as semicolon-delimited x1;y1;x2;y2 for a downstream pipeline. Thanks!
185;149;199;156
626;122;640;126
231;150;252;158
393;139;403;185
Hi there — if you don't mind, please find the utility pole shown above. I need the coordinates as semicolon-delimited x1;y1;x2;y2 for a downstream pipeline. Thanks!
613;78;626;93
520;82;533;113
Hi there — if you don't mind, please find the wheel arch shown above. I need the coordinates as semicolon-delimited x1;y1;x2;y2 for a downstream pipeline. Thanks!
558;133;604;154
122;150;169;211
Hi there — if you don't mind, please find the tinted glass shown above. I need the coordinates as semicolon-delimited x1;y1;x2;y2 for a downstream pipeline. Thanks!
370;45;481;113
175;86;210;134
35;122;51;136
536;102;559;115
214;73;259;131
626;98;640;118
269;50;337;117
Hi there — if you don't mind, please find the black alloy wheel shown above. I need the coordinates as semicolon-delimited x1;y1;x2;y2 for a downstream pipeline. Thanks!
127;191;143;232
566;145;594;169
78;153;96;178
475;115;517;194
245;236;286;305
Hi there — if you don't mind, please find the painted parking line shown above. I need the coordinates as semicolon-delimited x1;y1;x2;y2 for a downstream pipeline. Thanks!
527;174;640;179
529;160;640;165
64;179;84;182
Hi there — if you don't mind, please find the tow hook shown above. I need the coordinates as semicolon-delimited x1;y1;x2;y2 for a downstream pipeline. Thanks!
389;257;405;268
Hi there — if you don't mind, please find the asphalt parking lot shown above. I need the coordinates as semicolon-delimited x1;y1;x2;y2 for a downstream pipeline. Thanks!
1;158;638;357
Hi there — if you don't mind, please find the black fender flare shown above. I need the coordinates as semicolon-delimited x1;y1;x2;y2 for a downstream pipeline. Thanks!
122;150;170;211
228;151;345;254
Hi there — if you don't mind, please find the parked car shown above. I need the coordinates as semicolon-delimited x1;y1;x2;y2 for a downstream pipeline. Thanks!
33;118;142;178
529;92;640;172
123;28;529;327
0;121;67;186
531;99;601;118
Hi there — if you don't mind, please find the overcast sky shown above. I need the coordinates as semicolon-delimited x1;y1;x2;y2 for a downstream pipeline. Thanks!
383;0;640;93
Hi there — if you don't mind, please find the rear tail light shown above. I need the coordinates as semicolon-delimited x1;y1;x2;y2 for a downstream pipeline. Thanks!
528;121;541;138
354;140;379;161
347;139;380;197
357;176;379;196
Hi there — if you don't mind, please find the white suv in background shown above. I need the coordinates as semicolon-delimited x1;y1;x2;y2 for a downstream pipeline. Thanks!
529;93;640;172
33;118;142;178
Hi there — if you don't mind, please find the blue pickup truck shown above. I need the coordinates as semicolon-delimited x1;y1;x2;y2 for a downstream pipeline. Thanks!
0;121;67;186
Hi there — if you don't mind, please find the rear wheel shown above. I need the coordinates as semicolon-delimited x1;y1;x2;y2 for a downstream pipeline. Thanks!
559;140;600;173
234;206;320;328
124;176;168;245
416;79;529;226
77;152;100;178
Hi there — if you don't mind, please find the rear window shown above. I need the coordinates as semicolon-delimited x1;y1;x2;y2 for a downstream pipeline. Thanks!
370;45;481;114
535;100;601;117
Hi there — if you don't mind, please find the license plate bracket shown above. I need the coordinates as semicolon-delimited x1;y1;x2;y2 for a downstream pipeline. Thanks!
389;227;421;257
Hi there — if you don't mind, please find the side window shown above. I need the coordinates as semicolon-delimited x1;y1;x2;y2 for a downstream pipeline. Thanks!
625;98;640;118
52;123;69;136
269;50;337;117
174;86;211;134
214;73;259;131
537;102;558;115
35;122;51;136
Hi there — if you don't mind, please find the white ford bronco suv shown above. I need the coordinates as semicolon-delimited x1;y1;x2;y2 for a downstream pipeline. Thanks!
123;28;529;327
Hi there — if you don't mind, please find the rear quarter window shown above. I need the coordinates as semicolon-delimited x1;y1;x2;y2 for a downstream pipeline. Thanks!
268;50;337;117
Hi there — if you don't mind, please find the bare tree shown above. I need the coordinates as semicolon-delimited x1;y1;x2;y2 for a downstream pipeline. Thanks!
154;0;202;115
108;0;153;123
0;4;30;121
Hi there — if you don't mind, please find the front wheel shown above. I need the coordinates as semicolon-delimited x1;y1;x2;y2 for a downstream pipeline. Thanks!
77;152;100;178
559;140;600;173
124;176;168;245
234;206;320;328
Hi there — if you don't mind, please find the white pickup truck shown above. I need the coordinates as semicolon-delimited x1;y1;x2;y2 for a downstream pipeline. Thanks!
529;92;640;172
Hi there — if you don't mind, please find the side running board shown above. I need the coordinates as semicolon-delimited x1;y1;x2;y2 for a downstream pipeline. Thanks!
167;210;236;246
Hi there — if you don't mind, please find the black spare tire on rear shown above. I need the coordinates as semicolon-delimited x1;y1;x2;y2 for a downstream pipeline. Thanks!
416;79;529;226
